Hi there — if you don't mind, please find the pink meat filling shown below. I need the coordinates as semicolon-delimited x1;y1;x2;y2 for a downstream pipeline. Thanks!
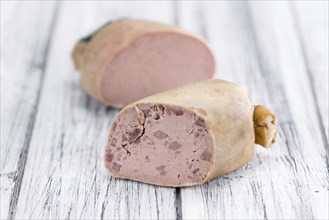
105;103;214;186
100;33;215;106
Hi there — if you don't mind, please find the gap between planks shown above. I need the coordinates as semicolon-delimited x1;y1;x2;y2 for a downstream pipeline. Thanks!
7;2;61;220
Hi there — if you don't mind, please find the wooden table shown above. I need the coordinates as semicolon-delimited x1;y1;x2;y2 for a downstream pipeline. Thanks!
1;1;328;219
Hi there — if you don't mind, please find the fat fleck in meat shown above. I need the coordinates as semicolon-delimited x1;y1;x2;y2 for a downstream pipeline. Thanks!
173;109;184;116
192;168;200;175
156;165;166;170
168;141;182;150
200;150;212;162
153;130;168;140
110;138;117;146
112;162;122;172
126;126;143;142
106;150;114;162
195;118;206;128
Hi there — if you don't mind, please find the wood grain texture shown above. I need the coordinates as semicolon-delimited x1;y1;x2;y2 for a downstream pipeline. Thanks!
247;2;328;219
1;1;328;220
0;2;58;219
177;1;328;219
291;0;329;150
11;1;177;219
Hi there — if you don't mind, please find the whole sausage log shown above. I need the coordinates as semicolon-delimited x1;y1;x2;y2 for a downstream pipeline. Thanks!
72;19;216;108
104;79;277;187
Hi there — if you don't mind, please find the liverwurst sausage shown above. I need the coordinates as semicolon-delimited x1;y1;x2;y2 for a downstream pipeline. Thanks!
72;19;216;108
104;79;277;187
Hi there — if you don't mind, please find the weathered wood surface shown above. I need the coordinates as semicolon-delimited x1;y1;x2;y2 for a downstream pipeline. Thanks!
1;1;328;219
292;1;329;142
1;2;58;219
9;2;176;220
177;1;328;219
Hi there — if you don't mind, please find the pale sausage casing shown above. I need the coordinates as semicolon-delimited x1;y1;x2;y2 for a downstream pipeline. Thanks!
104;79;277;187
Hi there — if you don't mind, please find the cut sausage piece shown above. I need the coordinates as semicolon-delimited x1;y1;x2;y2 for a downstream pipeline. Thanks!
72;19;216;108
104;79;277;187
106;104;214;186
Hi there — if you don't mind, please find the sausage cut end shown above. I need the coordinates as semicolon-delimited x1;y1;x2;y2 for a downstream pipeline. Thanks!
100;32;215;107
105;103;214;187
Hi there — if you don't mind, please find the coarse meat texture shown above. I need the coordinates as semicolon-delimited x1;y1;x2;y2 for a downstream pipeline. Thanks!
105;103;214;187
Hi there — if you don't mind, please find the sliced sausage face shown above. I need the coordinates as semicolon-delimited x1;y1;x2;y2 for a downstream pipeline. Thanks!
99;32;215;107
105;103;214;187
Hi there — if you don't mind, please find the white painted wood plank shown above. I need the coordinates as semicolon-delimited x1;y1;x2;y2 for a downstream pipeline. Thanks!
14;2;176;219
177;1;328;219
292;1;328;141
0;2;57;219
247;3;328;217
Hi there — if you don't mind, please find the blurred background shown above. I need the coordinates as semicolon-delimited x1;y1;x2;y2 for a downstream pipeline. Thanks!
1;1;328;220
